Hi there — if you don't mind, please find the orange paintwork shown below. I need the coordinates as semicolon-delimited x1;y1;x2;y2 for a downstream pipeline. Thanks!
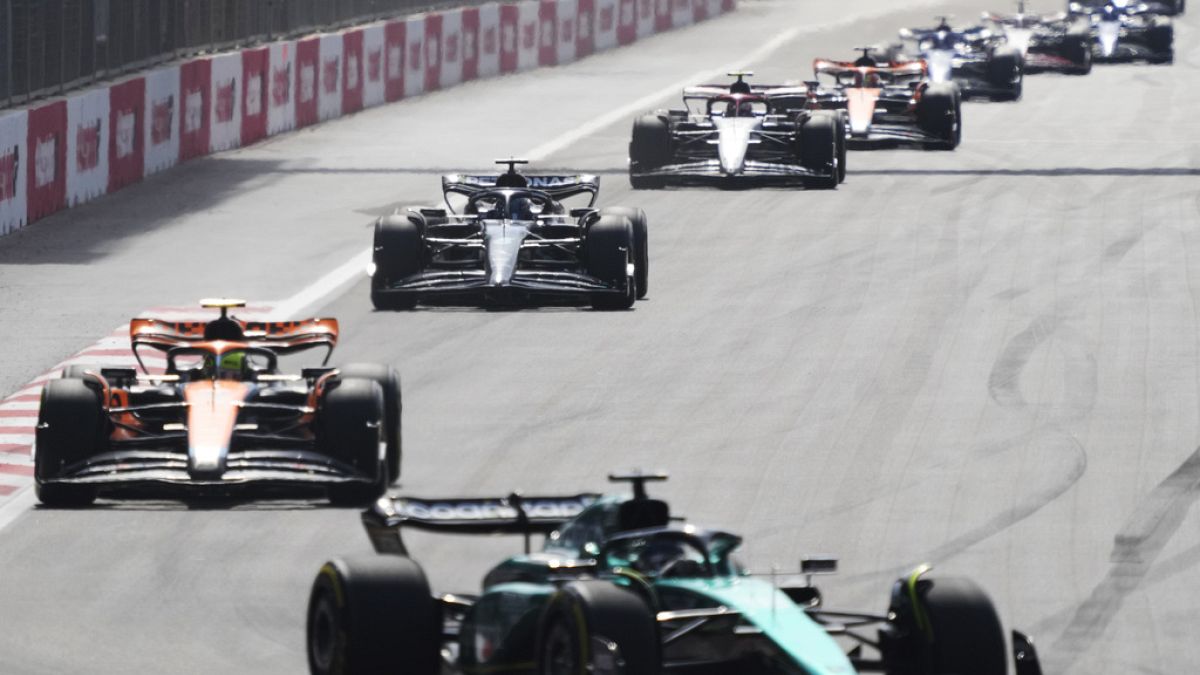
185;380;251;472
845;88;882;134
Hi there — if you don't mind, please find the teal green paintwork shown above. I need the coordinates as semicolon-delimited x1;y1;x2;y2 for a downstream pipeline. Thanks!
657;576;858;675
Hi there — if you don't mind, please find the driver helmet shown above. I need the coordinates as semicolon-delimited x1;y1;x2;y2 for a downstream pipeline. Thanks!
509;196;537;221
204;350;247;380
634;539;687;575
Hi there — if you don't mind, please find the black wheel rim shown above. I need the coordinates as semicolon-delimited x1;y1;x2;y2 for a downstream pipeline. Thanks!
541;622;581;675
309;589;338;672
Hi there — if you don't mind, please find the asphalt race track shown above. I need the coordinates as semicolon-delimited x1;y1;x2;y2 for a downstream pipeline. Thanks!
2;1;1199;672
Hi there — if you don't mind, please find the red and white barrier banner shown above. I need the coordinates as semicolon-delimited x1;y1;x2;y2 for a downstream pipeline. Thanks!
267;41;296;135
557;0;578;65
691;0;709;22
517;1;540;72
476;5;501;79
318;34;344;121
242;47;269;146
636;0;655;38
500;3;519;73
108;78;145;193
179;58;211;162
539;0;558;67
143;65;180;177
440;9;463;89
654;0;671;32
722;0;735;11
66;88;109;205
617;0;637;45
294;37;320;128
576;0;595;58
595;0;618;51
342;29;365;115
384;20;407;102
26;100;66;221
462;7;482;81
0;111;28;234
671;0;693;27
208;53;242;153
405;16;426;98
424;13;444;92
362;24;386;108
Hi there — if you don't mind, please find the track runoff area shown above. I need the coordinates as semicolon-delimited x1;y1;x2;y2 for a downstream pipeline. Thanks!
1;1;1199;674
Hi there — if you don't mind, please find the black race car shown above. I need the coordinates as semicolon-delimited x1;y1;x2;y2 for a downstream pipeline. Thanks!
885;18;1025;101
628;72;844;189
982;4;1093;74
370;160;648;311
305;472;1045;675
1069;1;1174;63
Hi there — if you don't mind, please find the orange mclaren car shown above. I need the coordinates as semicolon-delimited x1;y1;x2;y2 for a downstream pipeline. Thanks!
33;300;401;507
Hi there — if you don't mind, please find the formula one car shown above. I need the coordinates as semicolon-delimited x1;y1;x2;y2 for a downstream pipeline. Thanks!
809;52;962;150
1070;0;1185;15
887;18;1025;100
306;472;1044;675
982;3;1093;74
628;72;844;189
370;160;647;311
33;299;402;507
1069;1;1174;63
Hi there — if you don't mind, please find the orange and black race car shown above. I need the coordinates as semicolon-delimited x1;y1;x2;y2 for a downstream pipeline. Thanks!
33;300;402;507
808;51;962;151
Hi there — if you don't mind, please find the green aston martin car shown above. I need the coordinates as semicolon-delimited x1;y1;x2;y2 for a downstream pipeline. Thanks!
305;472;1043;675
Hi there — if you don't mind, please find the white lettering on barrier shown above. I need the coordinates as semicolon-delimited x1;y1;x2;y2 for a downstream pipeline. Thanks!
318;34;344;121
208;53;242;152
114;110;136;159
34;136;56;188
267;41;296;135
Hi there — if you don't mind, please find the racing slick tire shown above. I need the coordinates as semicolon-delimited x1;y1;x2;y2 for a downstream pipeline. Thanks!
536;580;660;675
884;575;1007;675
798;111;839;190
629;115;672;190
916;83;962;150
987;46;1023;101
1064;29;1094;74
586;216;637;311
600;207;649;300
320;378;387;506
61;364;102;381
338;364;402;485
34;378;102;507
833;112;848;184
1146;22;1174;64
307;555;440;675
370;215;422;311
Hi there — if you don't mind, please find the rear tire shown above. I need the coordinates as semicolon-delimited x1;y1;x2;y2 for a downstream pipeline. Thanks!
629;115;672;190
1146;22;1174;64
371;215;422;311
585;216;636;311
34;379;102;507
917;83;961;150
599;207;649;299
1065;31;1093;74
798;111;838;190
537;581;660;675
987;47;1023;101
320;378;386;506
337;364;402;485
307;556;440;675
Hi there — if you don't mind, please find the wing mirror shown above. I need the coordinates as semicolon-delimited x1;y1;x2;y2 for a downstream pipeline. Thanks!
801;557;838;584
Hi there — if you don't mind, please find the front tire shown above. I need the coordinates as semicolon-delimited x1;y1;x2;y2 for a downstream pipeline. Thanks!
987;46;1023;101
599;207;649;299
917;83;962;150
629;115;672;190
320;378;386;506
537;581;660;675
307;556;440;675
798;111;839;190
586;216;637;311
337;364;402;485
885;574;1008;675
34;379;103;507
371;215;422;311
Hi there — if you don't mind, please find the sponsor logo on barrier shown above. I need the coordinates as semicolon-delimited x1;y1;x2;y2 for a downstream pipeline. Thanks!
600;5;615;31
464;30;477;62
347;54;360;89
300;64;316;103
409;41;423;70
114;111;136;159
246;75;263;116
388;44;403;78
0;147;17;201
323;58;340;94
445;33;459;64
621;0;635;26
215;80;236;123
485;25;499;54
426;36;440;70
561;17;574;43
542;19;555;48
151;96;174;145
503;23;517;53
523;23;536;50
368;49;382;82
76;121;101;171
185;90;204;133
272;65;291;105
34;136;56;188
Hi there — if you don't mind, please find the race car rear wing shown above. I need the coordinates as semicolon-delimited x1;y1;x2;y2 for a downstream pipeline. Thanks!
362;493;601;555
130;317;339;370
442;173;600;206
